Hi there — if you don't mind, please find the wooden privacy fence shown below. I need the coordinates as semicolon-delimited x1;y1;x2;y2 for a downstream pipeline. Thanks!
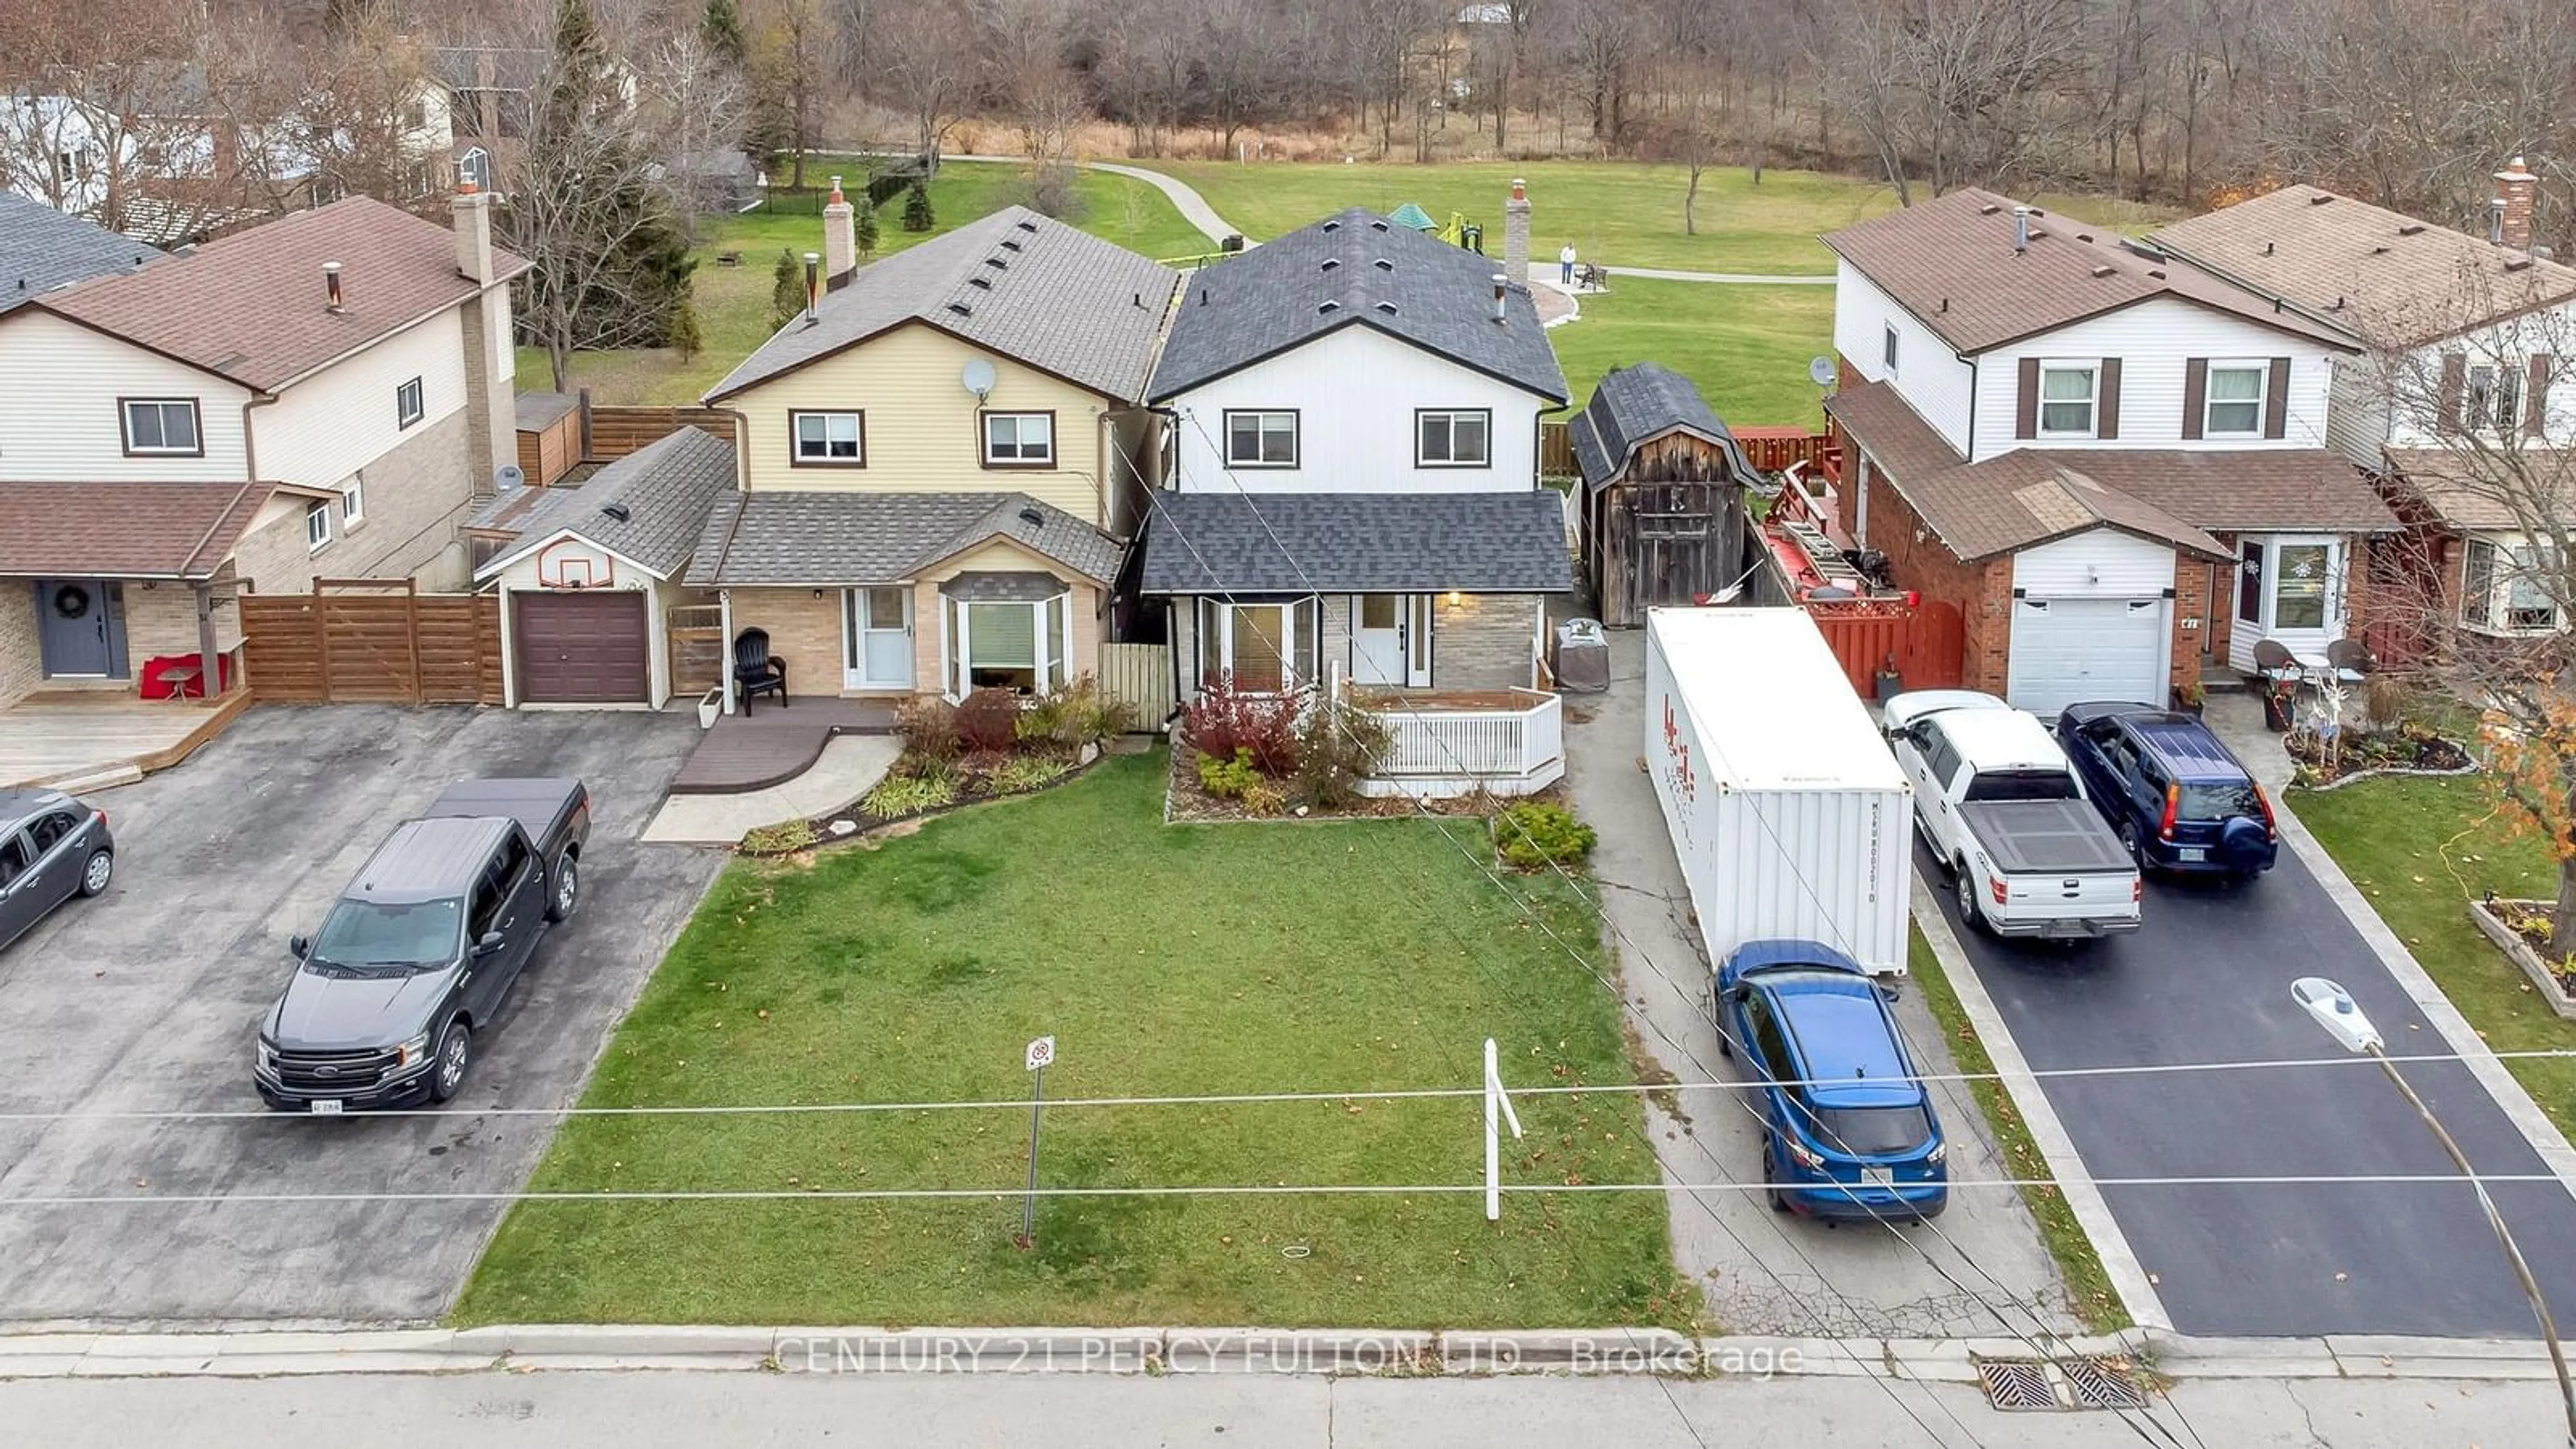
239;581;503;705
668;602;727;696
1539;420;1576;477
1809;600;1966;698
1099;641;1174;725
581;400;739;462
1733;427;1837;475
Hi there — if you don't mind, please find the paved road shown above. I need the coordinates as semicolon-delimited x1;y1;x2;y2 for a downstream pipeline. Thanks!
0;706;722;1324
1;1366;2557;1448
1919;823;2576;1337
1561;629;2074;1338
936;154;1243;245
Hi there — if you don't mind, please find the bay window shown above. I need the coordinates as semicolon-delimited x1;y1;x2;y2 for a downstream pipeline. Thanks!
943;584;1074;696
1197;596;1320;693
2462;537;2565;633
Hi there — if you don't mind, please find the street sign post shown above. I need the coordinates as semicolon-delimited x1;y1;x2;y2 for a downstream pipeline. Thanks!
1018;1036;1056;1248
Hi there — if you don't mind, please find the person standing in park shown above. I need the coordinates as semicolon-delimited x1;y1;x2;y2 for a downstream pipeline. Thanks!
1559;240;1578;286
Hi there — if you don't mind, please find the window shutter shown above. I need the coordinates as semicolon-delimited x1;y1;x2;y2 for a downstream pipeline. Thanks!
2530;355;2555;439
2098;358;2123;439
2015;358;2039;439
2182;359;2208;440
2263;358;2291;439
2438;353;2467;433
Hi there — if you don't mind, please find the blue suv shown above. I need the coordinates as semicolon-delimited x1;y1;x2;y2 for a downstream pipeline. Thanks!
2055;702;2278;879
1717;940;1948;1224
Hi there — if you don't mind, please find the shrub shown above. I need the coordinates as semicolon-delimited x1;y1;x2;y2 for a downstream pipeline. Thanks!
1022;674;1137;752
895;695;961;762
902;180;935;231
994;756;1069;792
1240;780;1287;816
854;196;879;254
667;297;703;360
863;773;957;819
957;688;1022;753
1197;746;1262;799
767;248;802;329
741;818;819;853
1182;682;1299;776
1293;692;1393;810
1493;800;1597;869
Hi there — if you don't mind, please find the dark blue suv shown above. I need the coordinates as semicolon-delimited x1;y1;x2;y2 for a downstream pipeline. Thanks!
2055;702;2277;879
1717;940;1948;1224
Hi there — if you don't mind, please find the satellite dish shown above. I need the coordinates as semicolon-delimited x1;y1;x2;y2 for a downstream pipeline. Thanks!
961;358;998;400
1807;356;1837;388
494;464;525;492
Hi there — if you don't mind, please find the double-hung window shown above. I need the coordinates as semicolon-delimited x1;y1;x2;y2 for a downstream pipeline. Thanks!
981;411;1054;466
2037;364;2098;436
121;398;202;456
342;476;366;526
2465;364;2524;433
2203;363;2265;435
1197;597;1320;693
1416;409;1491;467
1224;411;1298;467
396;376;425;429
305;500;333;551
791;411;865;465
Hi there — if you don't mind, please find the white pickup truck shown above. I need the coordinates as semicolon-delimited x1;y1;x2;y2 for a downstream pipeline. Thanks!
1884;692;2143;941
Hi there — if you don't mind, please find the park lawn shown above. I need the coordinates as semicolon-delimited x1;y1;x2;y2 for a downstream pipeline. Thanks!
516;160;1208;405
457;753;1694;1329
2290;775;2576;1146
1548;278;1833;427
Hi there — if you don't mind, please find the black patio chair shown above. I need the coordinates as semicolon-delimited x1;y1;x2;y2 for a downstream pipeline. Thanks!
2251;638;2300;733
733;628;788;713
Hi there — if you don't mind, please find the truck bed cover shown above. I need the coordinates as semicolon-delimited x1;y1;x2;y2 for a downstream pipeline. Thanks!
1959;798;2133;876
421;777;585;849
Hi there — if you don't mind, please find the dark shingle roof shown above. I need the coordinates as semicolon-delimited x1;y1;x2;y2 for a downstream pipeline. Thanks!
1570;362;1735;492
1823;188;2353;356
688;491;1122;587
707;207;1180;403
1826;379;2393;560
1148;209;1568;404
0;194;159;313
1136;490;1573;594
474;427;735;580
0;480;276;579
515;390;578;430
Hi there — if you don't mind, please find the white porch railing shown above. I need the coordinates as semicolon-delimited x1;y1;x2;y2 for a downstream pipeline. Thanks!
1355;687;1565;799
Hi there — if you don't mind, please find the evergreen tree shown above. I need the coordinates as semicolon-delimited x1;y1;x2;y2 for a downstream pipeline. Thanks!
770;248;802;329
700;0;747;64
669;296;704;360
902;180;935;233
855;196;879;255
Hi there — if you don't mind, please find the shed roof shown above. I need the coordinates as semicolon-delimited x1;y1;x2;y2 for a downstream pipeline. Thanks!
1571;362;1736;492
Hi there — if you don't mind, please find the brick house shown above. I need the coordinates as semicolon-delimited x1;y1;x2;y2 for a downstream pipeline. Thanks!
0;189;524;708
1821;189;2396;712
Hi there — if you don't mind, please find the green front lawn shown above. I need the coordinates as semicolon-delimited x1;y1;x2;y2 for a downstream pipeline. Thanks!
1550;278;1835;426
2291;777;2576;1144
458;754;1690;1328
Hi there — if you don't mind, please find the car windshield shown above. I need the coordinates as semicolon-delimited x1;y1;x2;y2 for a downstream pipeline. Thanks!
310;898;462;969
1964;769;2080;803
2181;781;2263;821
1811;1104;1935;1156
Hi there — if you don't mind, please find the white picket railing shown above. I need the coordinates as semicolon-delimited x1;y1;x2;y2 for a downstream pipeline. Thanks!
1358;689;1565;798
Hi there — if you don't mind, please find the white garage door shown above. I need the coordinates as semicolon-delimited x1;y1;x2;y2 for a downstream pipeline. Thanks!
2006;596;2167;716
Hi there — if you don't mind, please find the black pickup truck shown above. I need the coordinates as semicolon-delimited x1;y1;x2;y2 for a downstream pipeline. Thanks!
255;779;590;1112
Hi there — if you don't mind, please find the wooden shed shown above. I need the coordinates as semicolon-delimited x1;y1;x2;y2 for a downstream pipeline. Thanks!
515;390;582;487
1571;363;1765;627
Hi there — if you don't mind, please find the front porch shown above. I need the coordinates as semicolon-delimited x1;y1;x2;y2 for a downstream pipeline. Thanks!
671;694;900;794
1349;684;1564;799
0;690;252;790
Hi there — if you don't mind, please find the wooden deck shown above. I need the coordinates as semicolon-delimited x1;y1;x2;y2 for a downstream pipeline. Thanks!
0;690;252;789
670;696;900;795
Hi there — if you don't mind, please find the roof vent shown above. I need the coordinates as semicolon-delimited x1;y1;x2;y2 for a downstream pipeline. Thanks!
2371;244;2390;254
1321;219;1341;232
1000;237;1024;252
947;301;973;316
1978;203;2001;215
2077;232;2094;243
1018;504;1046;528
1374;300;1398;315
2089;264;2114;278
982;256;1007;270
600;502;631;523
2263;241;2275;256
2398;223;2426;236
1373;258;1393;270
2506;255;2536;272
2308;193;2335;206
2149;268;2167;279
1369;219;1389;231
322;260;344;313
1318;300;1340;313
1320;258;1341;271
968;275;993;290
1014;219;1037;233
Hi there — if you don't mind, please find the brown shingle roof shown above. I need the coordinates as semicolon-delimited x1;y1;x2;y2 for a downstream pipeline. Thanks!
38;197;527;391
0;481;278;579
2154;185;2576;347
1827;379;2394;560
1823;188;2353;355
2380;447;2576;531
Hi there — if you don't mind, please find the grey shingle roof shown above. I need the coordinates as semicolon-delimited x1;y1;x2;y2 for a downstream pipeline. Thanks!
0;193;158;313
1571;362;1735;491
515;390;578;429
1148;209;1568;404
706;207;1180;403
688;490;1124;587
473;427;735;580
1136;490;1573;594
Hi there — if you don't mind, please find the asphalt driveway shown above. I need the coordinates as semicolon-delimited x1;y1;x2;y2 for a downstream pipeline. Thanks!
0;705;720;1326
1921;830;2576;1337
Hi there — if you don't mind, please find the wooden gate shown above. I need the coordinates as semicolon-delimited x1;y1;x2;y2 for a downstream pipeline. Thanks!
1809;600;1965;697
667;603;726;696
239;580;504;705
1099;641;1174;726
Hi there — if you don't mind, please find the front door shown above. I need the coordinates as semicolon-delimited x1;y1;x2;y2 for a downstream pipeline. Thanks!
34;579;126;679
844;587;914;690
1350;594;1432;688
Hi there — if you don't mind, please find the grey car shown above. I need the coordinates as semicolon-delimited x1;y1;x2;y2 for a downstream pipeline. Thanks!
0;788;115;953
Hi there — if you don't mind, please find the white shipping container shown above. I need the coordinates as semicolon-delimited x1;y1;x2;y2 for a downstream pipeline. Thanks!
1644;607;1913;975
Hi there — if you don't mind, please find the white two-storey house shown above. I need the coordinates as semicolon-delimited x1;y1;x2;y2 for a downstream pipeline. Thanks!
1819;188;2396;712
1136;209;1571;702
2155;162;2576;645
0;189;523;708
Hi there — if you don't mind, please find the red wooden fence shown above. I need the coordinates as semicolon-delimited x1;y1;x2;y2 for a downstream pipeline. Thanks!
1809;600;1966;697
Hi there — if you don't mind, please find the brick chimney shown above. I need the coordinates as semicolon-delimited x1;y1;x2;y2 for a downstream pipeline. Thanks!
1503;177;1531;286
452;182;496;284
2494;156;2538;251
822;175;857;286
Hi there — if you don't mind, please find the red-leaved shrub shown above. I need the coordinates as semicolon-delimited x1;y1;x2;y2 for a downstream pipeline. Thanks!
957;688;1022;753
1182;682;1300;776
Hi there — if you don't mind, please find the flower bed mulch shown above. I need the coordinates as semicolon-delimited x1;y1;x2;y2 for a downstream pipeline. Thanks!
737;747;1111;858
2287;726;2476;789
1163;739;1558;824
2471;896;2576;1018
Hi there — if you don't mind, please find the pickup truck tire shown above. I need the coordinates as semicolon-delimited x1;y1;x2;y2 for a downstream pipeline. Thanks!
78;849;113;897
1953;865;1987;934
429;1022;472;1104
545;855;580;924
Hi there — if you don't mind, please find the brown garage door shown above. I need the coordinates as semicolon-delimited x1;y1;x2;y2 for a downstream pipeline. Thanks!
513;591;649;704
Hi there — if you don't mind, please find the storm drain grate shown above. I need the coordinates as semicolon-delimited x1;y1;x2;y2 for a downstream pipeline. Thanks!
2059;1357;2149;1411
1977;1360;2059;1411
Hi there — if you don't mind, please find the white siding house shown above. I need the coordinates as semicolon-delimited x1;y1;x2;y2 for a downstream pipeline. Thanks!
0;309;254;481
1831;258;1976;458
